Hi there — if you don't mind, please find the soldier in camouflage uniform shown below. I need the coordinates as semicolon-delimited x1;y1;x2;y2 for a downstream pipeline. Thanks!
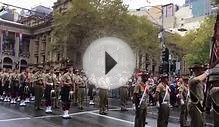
188;64;209;127
44;67;57;113
156;74;170;127
3;68;11;102
120;75;129;111
75;70;85;110
34;66;44;110
98;76;109;115
10;69;20;104
133;74;149;127
19;67;32;106
54;69;61;108
61;67;72;119
177;77;189;127
207;64;219;126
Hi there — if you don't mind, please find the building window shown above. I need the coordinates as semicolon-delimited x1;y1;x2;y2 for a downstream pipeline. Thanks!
57;53;60;61
42;55;45;63
35;56;39;64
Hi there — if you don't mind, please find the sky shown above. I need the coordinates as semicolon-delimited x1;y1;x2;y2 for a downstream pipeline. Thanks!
0;0;186;10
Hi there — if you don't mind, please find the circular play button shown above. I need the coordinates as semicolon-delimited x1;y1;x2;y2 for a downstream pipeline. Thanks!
83;37;136;89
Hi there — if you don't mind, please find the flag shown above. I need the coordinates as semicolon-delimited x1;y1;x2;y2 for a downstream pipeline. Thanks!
210;15;219;65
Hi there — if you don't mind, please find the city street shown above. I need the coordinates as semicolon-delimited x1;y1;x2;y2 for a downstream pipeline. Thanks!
0;100;179;127
0;0;218;127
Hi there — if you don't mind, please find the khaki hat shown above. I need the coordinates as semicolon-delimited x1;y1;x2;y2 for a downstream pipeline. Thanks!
189;63;205;70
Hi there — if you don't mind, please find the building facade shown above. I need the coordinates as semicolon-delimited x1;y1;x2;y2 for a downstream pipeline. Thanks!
0;18;30;70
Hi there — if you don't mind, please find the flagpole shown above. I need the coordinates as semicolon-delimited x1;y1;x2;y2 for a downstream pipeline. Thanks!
203;14;219;109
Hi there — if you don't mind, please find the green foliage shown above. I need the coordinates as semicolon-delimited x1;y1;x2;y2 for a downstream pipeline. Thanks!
52;0;160;58
179;16;216;65
211;0;219;4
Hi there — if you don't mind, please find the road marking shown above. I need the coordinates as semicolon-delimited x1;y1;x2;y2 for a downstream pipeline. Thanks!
34;115;61;119
0;109;101;122
35;109;100;119
0;117;31;122
88;112;151;127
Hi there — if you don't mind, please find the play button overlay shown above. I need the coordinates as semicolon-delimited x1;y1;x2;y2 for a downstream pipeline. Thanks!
83;37;136;89
105;52;117;75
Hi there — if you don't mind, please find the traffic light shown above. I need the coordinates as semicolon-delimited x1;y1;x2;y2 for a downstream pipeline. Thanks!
163;61;169;74
161;48;169;62
170;62;176;72
159;64;163;74
159;62;169;74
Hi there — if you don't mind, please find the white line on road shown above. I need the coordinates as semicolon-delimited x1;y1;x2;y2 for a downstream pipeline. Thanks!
0;117;31;122
0;109;101;121
88;112;151;127
34;109;100;119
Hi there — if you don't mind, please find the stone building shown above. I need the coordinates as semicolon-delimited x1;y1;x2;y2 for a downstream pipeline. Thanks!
0;0;161;72
0;18;30;70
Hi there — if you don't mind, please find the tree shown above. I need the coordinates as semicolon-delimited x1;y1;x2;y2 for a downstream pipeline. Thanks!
178;16;216;65
52;0;160;64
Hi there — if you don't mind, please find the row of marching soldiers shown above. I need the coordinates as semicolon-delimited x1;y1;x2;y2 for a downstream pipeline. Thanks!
0;65;90;119
133;63;219;127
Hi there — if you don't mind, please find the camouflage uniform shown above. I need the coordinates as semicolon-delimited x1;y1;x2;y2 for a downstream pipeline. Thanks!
44;71;57;113
188;77;205;127
120;76;129;111
34;71;44;110
156;82;170;127
61;72;72;117
178;81;189;127
75;74;85;109
133;82;148;127
10;71;20;103
3;71;10;102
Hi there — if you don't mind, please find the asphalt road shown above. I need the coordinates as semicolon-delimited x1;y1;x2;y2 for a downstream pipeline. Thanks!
0;101;180;127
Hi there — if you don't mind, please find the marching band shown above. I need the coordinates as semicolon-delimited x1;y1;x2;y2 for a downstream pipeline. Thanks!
0;65;90;119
